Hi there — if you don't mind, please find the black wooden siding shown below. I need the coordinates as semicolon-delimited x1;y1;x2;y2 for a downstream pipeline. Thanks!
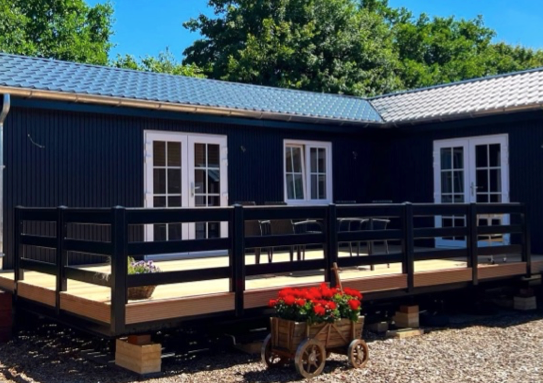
4;103;380;268
382;111;543;254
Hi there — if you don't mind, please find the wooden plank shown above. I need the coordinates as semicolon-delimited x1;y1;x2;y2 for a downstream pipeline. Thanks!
531;260;543;273
343;274;407;293
18;282;55;307
125;293;235;324
60;293;110;324
414;268;472;288
0;275;14;292
478;263;526;280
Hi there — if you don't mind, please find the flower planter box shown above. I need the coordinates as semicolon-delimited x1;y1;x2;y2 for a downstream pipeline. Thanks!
262;316;368;378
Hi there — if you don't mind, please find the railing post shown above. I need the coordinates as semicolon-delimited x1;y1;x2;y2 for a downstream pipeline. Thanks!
110;206;127;335
55;206;68;315
521;203;531;277
325;204;338;286
467;203;478;285
13;206;24;300
402;202;414;293
231;204;245;317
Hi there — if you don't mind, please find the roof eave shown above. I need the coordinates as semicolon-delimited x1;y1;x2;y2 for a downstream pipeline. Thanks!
0;86;383;128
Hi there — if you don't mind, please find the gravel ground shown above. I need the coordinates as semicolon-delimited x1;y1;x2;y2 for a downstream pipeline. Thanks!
0;309;542;383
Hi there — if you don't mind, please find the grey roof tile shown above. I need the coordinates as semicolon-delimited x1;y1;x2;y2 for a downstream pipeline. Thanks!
371;67;543;123
0;53;383;123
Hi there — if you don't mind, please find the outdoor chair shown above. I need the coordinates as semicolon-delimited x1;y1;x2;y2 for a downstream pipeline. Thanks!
235;201;272;264
366;218;391;270
264;201;295;262
336;200;360;256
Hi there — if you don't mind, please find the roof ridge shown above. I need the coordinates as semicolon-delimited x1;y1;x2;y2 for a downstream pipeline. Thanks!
370;66;543;100
0;52;370;101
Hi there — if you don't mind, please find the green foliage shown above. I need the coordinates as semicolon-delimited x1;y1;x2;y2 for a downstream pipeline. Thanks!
113;48;205;77
127;257;161;275
185;0;543;94
183;0;402;96
0;0;114;65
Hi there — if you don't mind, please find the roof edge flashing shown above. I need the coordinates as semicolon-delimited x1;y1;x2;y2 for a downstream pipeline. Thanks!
1;86;383;127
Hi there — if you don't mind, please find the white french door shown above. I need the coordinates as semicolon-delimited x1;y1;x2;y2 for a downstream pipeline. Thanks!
433;134;509;248
144;131;228;246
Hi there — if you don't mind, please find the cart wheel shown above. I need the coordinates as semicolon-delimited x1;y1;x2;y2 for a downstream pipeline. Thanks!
348;339;369;368
294;339;326;378
261;334;289;368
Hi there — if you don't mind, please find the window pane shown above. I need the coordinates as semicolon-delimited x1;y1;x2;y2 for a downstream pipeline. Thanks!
208;222;220;238
476;145;488;168
490;194;501;203
208;144;220;167
489;169;501;192
154;169;166;194
294;174;304;199
195;195;206;207
153;142;165;166
208;170;220;194
311;174;317;199
168;196;181;207
440;148;451;170
441;172;452;193
489;144;501;167
286;147;293;172
286;174;295;199
195;222;206;239
318;149;326;174
168;223;182;240
167;142;181;167
310;148;317;172
453;171;463;194
476;170;488;192
195;169;206;193
453;147;463;169
154;224;167;241
208;196;220;207
318;175;326;199
291;147;302;172
441;194;452;203
153;196;166;207
167;169;181;193
195;144;205;167
477;193;489;203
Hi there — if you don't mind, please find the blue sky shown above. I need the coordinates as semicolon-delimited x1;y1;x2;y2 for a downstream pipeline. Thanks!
87;0;543;61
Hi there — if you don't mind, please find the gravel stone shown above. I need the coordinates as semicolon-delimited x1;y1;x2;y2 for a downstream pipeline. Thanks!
1;310;542;382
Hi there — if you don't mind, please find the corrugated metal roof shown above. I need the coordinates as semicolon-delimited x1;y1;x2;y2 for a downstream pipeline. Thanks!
0;53;383;124
371;67;543;123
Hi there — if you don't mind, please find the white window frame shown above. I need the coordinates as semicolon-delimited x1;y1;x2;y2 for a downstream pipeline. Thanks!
283;140;333;205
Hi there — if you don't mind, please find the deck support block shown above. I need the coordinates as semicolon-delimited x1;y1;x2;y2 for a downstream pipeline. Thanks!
115;337;161;375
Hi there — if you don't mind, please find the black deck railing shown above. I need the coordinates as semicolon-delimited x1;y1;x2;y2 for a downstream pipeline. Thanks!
13;202;531;336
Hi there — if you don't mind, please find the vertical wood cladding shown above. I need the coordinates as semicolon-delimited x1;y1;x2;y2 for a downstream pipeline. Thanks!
383;112;543;254
3;104;379;268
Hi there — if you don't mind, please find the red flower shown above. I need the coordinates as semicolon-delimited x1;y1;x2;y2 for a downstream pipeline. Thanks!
344;288;363;300
268;299;277;308
327;301;337;310
348;299;360;310
278;288;294;298
295;298;306;307
314;305;326;316
283;295;296;305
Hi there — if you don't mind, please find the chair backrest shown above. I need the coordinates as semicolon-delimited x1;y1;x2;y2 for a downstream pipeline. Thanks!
371;218;390;230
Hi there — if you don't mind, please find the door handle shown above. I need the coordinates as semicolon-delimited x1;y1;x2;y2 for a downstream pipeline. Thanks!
191;182;201;197
470;182;479;196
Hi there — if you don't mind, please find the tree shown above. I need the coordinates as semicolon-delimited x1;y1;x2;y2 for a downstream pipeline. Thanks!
0;0;114;65
113;49;205;77
183;0;402;96
364;0;543;89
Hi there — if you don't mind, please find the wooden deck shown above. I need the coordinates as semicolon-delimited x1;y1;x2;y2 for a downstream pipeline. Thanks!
3;247;540;327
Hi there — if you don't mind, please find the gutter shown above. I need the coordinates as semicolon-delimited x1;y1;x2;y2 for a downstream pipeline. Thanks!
0;86;384;128
0;94;10;270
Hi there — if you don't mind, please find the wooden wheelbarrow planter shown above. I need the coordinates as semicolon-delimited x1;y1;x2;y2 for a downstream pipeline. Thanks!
261;316;369;378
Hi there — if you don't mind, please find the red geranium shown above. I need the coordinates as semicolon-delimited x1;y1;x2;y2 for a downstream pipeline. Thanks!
348;299;360;310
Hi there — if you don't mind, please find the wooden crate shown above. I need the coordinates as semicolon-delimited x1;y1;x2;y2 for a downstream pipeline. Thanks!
394;311;419;328
115;338;161;375
270;316;364;354
514;296;537;311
